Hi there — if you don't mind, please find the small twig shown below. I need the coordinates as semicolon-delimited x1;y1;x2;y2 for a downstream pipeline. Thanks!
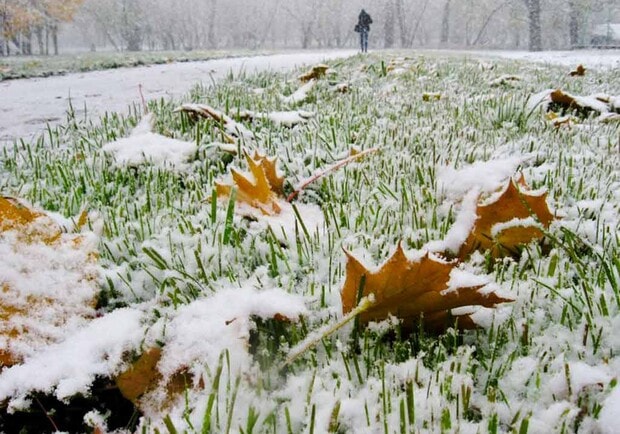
287;147;379;202
34;396;60;432
281;295;375;370
138;84;148;114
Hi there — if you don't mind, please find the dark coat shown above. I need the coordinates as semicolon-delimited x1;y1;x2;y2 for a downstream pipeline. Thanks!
357;10;372;32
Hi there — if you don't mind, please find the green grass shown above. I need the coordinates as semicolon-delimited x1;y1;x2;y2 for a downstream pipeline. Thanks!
1;52;619;433
0;49;270;81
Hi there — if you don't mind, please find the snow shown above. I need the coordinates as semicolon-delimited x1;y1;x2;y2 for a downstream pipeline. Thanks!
436;156;527;201
0;50;355;143
102;113;197;169
456;49;620;69
152;286;306;379
600;386;620;434
0;308;144;409
1;48;620;432
280;79;317;105
0;208;100;364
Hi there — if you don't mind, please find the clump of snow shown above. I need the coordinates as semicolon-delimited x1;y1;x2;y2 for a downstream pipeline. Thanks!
248;201;325;245
154;286;306;378
424;189;479;254
436;156;526;201
241;110;315;127
281;79;316;105
600;386;620;434
0;308;145;409
102;113;197;169
0;209;101;364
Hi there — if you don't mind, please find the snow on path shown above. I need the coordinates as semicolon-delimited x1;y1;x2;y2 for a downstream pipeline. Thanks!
427;48;620;69
2;48;618;144
0;50;355;143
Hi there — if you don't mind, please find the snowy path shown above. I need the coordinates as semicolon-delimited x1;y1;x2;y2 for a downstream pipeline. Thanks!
1;48;618;144
0;50;355;143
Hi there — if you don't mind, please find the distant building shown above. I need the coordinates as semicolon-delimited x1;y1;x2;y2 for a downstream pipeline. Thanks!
590;23;620;47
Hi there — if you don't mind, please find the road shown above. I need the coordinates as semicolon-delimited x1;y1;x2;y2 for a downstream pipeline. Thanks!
0;50;355;143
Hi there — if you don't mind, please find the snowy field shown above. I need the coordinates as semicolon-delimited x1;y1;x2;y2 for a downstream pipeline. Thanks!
0;50;619;433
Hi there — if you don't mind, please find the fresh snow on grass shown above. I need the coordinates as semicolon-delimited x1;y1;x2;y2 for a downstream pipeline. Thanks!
0;51;619;433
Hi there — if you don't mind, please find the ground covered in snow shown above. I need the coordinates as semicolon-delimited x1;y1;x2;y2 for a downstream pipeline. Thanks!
0;50;355;143
0;51;619;433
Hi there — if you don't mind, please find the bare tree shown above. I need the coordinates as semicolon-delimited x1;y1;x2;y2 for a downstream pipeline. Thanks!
523;0;542;51
440;0;451;44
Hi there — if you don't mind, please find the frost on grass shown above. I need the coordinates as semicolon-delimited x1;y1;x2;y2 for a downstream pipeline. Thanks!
1;52;620;432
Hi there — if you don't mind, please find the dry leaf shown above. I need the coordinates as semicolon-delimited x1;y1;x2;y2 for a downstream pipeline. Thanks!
0;198;99;367
341;243;512;331
298;64;329;82
599;113;620;123
457;176;554;260
548;89;608;117
215;151;283;215
251;151;285;195
569;64;586;76
116;348;163;403
115;347;195;409
0;196;61;244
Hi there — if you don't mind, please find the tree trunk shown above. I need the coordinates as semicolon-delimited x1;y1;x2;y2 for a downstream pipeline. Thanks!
207;0;217;48
440;0;451;44
472;1;508;46
384;0;395;48
568;0;579;48
395;0;407;47
524;0;542;51
35;26;44;54
51;24;58;55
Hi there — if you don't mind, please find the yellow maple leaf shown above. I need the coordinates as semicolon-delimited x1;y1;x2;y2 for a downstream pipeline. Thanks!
0;198;98;367
457;177;554;260
0;196;61;244
341;243;512;331
215;151;283;215
251;151;285;195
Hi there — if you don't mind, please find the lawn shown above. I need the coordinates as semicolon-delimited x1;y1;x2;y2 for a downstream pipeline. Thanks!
0;52;619;433
0;49;267;81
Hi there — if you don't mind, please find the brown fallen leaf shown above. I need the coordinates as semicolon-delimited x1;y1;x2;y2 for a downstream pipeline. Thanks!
569;64;586;76
115;347;196;410
341;243;512;331
457;176;554;260
0;198;99;367
298;64;329;82
215;151;283;215
548;89;608;117
0;196;61;244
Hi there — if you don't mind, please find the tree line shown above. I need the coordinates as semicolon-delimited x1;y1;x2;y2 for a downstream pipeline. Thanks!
0;0;83;55
1;0;618;56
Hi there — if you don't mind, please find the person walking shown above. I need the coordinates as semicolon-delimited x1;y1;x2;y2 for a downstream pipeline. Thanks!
355;9;373;53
